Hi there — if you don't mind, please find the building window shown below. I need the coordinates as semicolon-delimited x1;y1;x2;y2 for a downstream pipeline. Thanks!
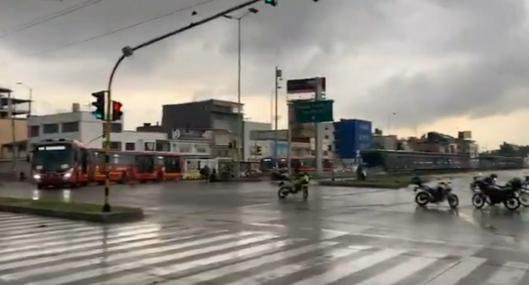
196;145;207;153
125;143;135;151
144;142;155;151
327;145;332;151
43;124;58;134
110;142;122;151
62;122;79;133
179;144;192;153
111;123;122;133
30;126;40;137
324;135;329;139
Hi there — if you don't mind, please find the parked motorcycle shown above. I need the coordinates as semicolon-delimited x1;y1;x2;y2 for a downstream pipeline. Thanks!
278;174;310;200
472;177;522;211
412;177;459;209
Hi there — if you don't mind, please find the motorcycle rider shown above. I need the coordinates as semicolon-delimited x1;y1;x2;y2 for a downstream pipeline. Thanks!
292;168;310;192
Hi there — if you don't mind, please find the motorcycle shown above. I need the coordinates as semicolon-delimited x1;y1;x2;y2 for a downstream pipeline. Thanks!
412;177;459;209
278;175;310;200
472;177;522;211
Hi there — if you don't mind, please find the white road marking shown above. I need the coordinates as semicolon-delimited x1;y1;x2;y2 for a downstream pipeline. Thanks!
228;246;371;285
1;231;256;281
425;257;486;285
32;234;276;285
163;241;338;285
354;255;441;285
291;248;405;285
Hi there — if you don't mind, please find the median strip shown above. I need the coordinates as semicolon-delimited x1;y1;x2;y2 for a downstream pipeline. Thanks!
0;197;143;223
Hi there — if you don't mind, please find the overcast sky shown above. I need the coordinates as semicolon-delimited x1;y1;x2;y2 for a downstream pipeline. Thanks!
2;0;529;149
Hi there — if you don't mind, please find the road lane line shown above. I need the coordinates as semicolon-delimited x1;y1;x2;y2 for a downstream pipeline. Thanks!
0;224;166;254
162;241;339;285
1;231;257;282
354;255;441;285
106;238;303;285
0;222;165;247
31;234;276;285
0;228;221;271
424;257;486;285
291;248;405;285
227;246;373;285
484;261;529;285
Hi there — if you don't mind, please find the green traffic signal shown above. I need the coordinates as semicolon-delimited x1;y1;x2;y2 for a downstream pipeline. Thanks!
264;0;277;6
91;91;106;120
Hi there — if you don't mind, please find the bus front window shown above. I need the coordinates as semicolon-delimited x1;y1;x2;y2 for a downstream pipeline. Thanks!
33;145;73;172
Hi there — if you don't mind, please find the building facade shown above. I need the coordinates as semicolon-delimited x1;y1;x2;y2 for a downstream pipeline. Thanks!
243;121;272;161
334;119;372;158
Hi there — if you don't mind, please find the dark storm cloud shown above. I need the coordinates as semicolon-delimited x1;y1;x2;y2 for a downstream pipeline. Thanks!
351;0;529;127
2;0;529;128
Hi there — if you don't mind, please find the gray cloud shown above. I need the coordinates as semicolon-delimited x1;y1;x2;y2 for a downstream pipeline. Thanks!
2;0;529;132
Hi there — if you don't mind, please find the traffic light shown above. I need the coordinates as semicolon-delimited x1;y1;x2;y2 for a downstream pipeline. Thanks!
91;91;106;120
264;0;277;6
112;101;123;121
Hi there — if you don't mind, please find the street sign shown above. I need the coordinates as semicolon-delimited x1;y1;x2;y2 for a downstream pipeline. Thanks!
293;100;333;123
287;77;326;94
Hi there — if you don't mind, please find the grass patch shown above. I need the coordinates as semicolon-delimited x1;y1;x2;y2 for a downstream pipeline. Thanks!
0;197;143;223
319;175;423;189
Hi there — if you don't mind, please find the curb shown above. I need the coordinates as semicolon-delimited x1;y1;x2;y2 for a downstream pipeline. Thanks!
0;204;143;223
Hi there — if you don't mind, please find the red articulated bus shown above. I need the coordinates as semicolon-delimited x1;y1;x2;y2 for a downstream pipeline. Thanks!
91;150;182;184
32;139;91;189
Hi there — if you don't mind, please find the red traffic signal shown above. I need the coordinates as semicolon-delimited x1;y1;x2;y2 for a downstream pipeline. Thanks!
111;101;123;121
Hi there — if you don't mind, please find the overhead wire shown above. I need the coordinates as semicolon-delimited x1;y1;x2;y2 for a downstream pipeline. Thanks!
28;0;221;56
0;0;104;39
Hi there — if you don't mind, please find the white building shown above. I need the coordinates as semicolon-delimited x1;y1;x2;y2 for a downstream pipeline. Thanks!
28;105;169;152
243;121;272;161
28;107;116;149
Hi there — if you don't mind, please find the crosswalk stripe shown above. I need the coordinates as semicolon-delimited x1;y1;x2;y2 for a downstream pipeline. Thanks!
290;248;405;285
0;222;162;246
2;231;259;282
0;224;164;253
0;218;76;230
0;228;220;272
484;262;529;285
353;255;442;285
0;225;167;256
225;246;371;285
0;224;114;242
165;241;339;285
0;222;99;237
425;257;486;285
30;233;277;285
103;238;301;285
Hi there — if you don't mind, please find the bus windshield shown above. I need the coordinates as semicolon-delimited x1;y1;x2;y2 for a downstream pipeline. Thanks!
33;144;73;172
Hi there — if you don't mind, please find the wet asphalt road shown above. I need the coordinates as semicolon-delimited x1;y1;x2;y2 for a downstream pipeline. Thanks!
0;169;529;284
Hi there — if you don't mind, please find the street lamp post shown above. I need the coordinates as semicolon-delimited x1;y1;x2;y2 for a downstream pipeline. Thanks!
224;8;258;170
104;0;264;211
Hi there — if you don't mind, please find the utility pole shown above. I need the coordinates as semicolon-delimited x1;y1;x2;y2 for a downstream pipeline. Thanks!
224;7;258;170
274;66;281;162
315;77;324;175
7;91;17;175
